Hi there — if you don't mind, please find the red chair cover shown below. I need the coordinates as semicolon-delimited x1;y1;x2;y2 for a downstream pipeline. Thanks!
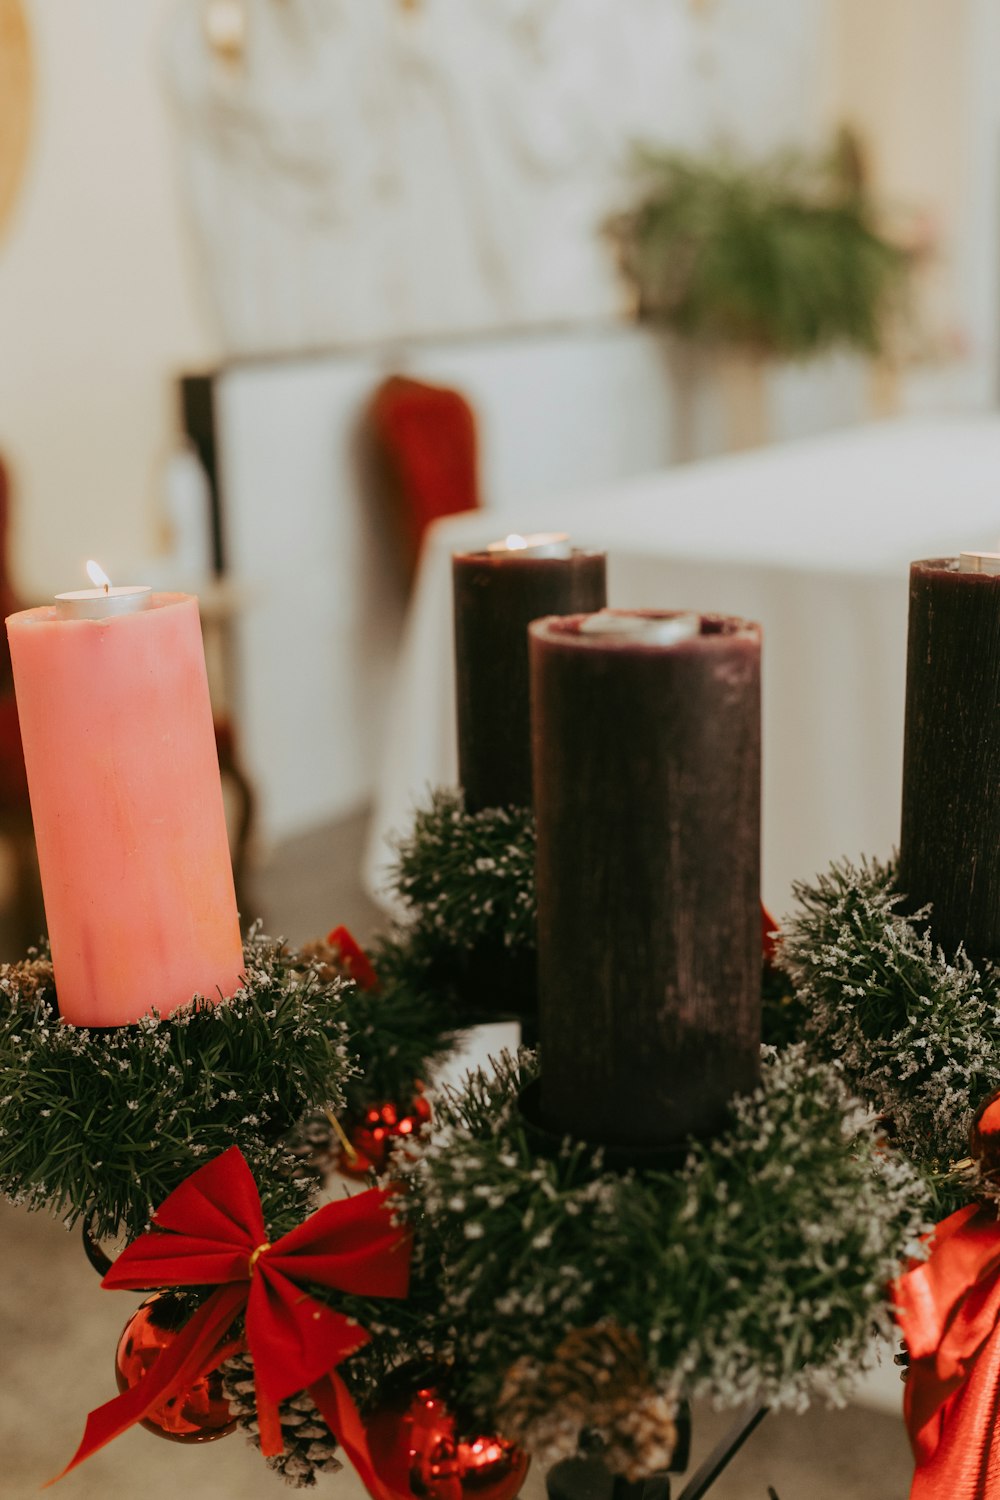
365;375;481;578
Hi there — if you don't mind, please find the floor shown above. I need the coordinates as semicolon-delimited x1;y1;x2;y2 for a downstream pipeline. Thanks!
0;812;914;1499
245;807;385;951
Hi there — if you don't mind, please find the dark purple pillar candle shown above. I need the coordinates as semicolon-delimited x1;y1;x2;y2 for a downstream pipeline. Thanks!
453;540;606;812
530;610;762;1149
899;555;1000;960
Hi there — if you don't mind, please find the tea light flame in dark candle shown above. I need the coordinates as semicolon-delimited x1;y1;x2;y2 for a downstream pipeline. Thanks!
485;532;572;559
578;609;700;645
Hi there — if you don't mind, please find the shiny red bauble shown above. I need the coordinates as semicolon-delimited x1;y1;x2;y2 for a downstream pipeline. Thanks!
369;1385;529;1500
114;1293;238;1443
340;1088;433;1176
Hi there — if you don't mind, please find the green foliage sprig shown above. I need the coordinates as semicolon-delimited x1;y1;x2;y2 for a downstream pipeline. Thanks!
383;790;538;1027
610;136;911;359
0;935;353;1240
341;933;460;1109
391;790;536;954
395;1047;925;1452
777;857;1000;1203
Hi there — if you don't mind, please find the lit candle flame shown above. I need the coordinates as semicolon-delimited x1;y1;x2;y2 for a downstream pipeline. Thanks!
504;534;527;551
86;560;112;595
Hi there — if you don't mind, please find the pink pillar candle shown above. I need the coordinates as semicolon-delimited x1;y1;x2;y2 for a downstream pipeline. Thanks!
7;592;244;1026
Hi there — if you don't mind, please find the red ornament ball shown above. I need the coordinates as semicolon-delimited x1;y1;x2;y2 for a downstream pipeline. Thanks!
340;1087;433;1176
115;1293;238;1443
369;1386;529;1500
972;1090;1000;1178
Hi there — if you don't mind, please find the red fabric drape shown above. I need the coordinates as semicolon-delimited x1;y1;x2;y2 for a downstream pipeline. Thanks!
894;1203;1000;1497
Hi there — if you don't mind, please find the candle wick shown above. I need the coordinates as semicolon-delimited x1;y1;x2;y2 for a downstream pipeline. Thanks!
103;583;109;595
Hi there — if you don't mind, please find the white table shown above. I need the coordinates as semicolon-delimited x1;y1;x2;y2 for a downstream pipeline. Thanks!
216;330;867;844
364;415;1000;921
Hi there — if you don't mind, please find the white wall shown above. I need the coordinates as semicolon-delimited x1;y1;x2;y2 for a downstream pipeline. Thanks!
1;1;996;602
2;0;841;600
833;0;1000;409
163;0;837;354
953;0;1000;407
0;0;218;600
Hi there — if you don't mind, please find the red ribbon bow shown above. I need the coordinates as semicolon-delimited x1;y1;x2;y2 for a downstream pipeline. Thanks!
893;1201;1000;1498
53;1146;411;1497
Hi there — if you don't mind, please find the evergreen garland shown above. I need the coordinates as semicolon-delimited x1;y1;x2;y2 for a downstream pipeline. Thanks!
386;791;538;1025
776;856;1000;1204
343;934;460;1110
284;790;537;1132
391;791;537;954
6;807;968;1491
0;934;353;1239
391;1046;924;1470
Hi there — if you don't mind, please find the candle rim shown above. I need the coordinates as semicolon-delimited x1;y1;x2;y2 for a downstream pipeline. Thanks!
485;530;570;549
455;544;604;563
530;609;761;646
918;555;1000;577
53;581;154;621
917;552;1000;573
55;584;151;601
7;592;198;627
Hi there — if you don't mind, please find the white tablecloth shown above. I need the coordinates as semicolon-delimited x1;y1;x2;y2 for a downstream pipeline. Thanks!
364;414;1000;919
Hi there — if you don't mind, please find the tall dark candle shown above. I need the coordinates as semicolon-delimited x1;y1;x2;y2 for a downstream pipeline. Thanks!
453;542;606;812
899;555;1000;959
530;610;762;1149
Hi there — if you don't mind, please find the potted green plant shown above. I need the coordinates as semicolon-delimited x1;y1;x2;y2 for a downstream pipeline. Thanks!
609;130;915;447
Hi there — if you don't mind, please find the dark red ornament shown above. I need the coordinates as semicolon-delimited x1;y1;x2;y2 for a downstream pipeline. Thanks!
115;1293;239;1443
369;1386;529;1500
340;1087;433;1176
971;1090;1000;1178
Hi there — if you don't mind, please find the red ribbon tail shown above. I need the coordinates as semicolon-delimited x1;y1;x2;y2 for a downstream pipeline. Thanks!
47;1283;247;1486
907;1323;1000;1499
309;1372;411;1500
256;1387;285;1459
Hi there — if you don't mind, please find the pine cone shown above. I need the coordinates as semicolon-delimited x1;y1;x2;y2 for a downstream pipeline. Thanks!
599;1387;680;1480
0;956;54;1006
220;1351;342;1489
286;1113;340;1177
548;1324;651;1403
292;939;342;986
497;1324;678;1482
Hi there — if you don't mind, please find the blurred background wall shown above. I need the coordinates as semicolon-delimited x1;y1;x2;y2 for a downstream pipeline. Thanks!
0;0;856;594
1;0;998;873
4;1;997;598
0;0;219;595
835;0;1000;408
